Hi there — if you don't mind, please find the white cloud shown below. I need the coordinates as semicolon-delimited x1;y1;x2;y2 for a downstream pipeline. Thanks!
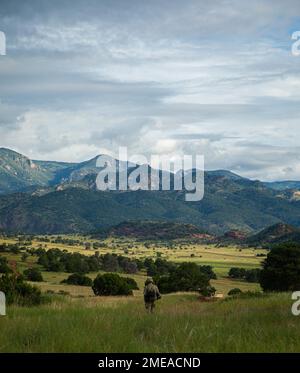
1;0;300;180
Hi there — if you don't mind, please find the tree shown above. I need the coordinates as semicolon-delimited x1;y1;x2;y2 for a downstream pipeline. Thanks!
228;267;261;283
21;253;29;262
102;254;119;272
156;262;210;294
245;269;261;283
123;277;139;290
23;268;44;282
228;267;247;279
92;273;133;296
228;288;242;296
0;256;12;274
199;285;216;297
260;245;300;291
122;260;138;274
61;273;92;286
0;274;42;305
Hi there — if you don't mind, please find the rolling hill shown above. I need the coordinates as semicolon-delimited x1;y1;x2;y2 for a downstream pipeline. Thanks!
246;223;300;245
98;220;212;240
264;181;300;191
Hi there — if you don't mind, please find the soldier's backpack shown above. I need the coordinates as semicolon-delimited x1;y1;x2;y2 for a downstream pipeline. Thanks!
144;284;157;301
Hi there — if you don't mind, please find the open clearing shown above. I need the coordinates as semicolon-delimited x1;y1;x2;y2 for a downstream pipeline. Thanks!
0;292;297;353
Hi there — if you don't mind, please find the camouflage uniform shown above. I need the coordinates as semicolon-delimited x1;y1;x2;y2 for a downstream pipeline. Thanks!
144;278;161;313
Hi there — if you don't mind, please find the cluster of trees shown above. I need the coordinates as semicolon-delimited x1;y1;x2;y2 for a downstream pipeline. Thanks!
34;249;139;274
0;274;42;305
0;243;24;254
23;268;44;282
228;267;261;283
50;237;83;246
144;258;176;277
143;257;216;280
92;273;138;296
154;262;215;295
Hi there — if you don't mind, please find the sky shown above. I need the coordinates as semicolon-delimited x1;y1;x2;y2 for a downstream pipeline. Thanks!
0;0;300;181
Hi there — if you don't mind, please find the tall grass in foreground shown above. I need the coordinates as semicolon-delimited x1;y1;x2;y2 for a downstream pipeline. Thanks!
0;293;298;352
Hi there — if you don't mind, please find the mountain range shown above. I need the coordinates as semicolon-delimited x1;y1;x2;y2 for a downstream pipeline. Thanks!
1;147;300;235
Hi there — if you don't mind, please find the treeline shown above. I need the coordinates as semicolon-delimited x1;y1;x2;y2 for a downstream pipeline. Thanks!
31;248;218;280
0;243;27;254
34;249;140;274
143;257;216;279
228;267;261;283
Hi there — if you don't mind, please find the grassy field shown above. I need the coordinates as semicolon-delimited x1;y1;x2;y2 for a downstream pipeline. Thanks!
0;234;264;296
0;235;267;277
0;292;298;353
1;235;294;353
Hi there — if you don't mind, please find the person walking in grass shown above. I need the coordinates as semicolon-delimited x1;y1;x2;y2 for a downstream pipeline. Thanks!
143;278;161;313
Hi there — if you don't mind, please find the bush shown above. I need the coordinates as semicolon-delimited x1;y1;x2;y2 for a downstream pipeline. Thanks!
61;273;93;286
0;274;42;306
228;288;242;296
228;267;261;283
228;267;247;279
260;245;300;291
23;268;44;282
0;256;12;274
199;265;217;280
92;273;133;296
199;285;216;297
156;262;210;294
123;277;139;290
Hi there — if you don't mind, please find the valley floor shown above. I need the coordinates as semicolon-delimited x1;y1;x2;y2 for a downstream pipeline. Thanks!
0;292;298;353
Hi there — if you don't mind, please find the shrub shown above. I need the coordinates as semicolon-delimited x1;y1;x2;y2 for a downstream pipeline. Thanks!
0;274;42;306
61;273;92;286
123;277;139;290
92;273;133;296
235;291;264;299
0;256;12;274
260;245;300;291
199;265;217;280
228;288;242;296
23;268;44;282
228;267;247;279
199;285;216;297
21;253;29;262
228;267;261;283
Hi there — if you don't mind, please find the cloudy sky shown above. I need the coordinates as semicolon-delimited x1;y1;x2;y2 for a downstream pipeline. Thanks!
0;0;300;180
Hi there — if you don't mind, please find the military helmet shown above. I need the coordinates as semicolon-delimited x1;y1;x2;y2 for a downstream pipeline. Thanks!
145;278;154;285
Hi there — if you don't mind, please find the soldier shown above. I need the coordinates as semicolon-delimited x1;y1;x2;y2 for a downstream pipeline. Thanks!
143;278;161;313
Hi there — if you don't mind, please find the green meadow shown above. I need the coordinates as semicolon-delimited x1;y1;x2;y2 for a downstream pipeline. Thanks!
0;292;298;353
2;234;289;353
